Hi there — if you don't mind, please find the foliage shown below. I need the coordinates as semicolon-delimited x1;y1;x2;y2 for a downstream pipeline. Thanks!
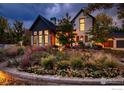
57;13;75;47
70;57;83;70
57;60;70;70
78;40;85;48
41;55;56;70
85;3;124;28
17;47;25;55
13;20;25;42
88;13;113;43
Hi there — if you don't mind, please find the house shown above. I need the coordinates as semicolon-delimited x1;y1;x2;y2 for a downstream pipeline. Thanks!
71;9;95;45
30;15;57;47
30;9;95;47
103;32;124;50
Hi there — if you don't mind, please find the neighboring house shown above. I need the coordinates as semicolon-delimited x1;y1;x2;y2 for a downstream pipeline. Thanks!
30;9;95;47
72;9;95;45
103;32;124;50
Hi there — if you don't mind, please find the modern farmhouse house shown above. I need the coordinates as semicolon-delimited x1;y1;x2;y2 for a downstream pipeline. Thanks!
29;8;124;50
30;15;56;47
30;9;95;47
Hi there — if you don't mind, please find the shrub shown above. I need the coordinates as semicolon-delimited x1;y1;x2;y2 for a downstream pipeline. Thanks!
56;51;70;61
57;60;70;70
17;47;25;55
71;70;84;78
57;70;68;77
41;55;56;70
70;57;83;70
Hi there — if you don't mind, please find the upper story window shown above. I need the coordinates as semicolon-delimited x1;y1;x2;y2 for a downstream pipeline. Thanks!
79;18;85;31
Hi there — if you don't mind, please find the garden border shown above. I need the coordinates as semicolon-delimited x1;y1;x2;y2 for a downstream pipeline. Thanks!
1;67;124;85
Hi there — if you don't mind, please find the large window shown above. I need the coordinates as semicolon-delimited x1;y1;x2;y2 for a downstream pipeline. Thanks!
79;18;85;31
33;31;37;46
39;31;42;46
44;30;49;45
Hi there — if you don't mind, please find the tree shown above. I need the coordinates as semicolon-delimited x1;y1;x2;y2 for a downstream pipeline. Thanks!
13;20;25;43
88;13;113;43
57;13;75;47
85;3;124;28
0;16;10;43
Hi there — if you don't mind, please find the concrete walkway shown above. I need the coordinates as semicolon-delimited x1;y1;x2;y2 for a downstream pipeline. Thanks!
1;67;124;85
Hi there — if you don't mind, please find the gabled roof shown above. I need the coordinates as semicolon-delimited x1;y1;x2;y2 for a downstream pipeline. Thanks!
71;9;95;22
30;15;56;32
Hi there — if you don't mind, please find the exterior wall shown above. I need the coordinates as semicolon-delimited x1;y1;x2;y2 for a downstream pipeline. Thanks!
73;12;94;43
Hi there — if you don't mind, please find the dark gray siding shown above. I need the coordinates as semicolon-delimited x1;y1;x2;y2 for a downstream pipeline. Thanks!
117;40;124;48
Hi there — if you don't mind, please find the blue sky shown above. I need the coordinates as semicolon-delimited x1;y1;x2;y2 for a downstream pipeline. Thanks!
0;3;121;29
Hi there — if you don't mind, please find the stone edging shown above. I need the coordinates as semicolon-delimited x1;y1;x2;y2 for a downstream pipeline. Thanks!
1;67;124;85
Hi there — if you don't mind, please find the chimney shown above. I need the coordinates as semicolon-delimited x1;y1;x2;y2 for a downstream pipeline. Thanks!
50;17;56;25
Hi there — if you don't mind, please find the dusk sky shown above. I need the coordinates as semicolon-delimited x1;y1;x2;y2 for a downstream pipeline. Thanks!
0;3;121;29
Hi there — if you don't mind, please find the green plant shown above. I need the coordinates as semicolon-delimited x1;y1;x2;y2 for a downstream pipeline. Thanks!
17;47;25;55
56;51;70;61
41;55;56;70
71;70;84;78
70;57;83;70
57;60;70;70
57;70;68;77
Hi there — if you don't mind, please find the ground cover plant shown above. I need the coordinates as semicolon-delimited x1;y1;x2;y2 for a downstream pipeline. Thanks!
11;46;124;79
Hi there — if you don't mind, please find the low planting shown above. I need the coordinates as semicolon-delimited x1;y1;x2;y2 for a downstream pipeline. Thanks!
17;47;124;78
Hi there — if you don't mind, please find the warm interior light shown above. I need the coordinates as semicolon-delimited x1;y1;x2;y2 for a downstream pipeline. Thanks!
0;71;13;85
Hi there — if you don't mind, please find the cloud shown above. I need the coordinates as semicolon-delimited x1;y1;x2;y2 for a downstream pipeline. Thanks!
46;4;61;18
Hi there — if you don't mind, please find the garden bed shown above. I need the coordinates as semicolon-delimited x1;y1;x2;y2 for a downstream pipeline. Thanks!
12;47;124;79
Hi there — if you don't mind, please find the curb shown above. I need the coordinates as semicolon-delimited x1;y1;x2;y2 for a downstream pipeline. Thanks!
1;67;124;85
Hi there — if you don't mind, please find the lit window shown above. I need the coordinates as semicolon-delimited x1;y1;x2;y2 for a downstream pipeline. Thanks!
44;30;49;45
39;31;42;35
79;18;85;31
34;31;37;35
33;31;37;46
39;31;42;46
